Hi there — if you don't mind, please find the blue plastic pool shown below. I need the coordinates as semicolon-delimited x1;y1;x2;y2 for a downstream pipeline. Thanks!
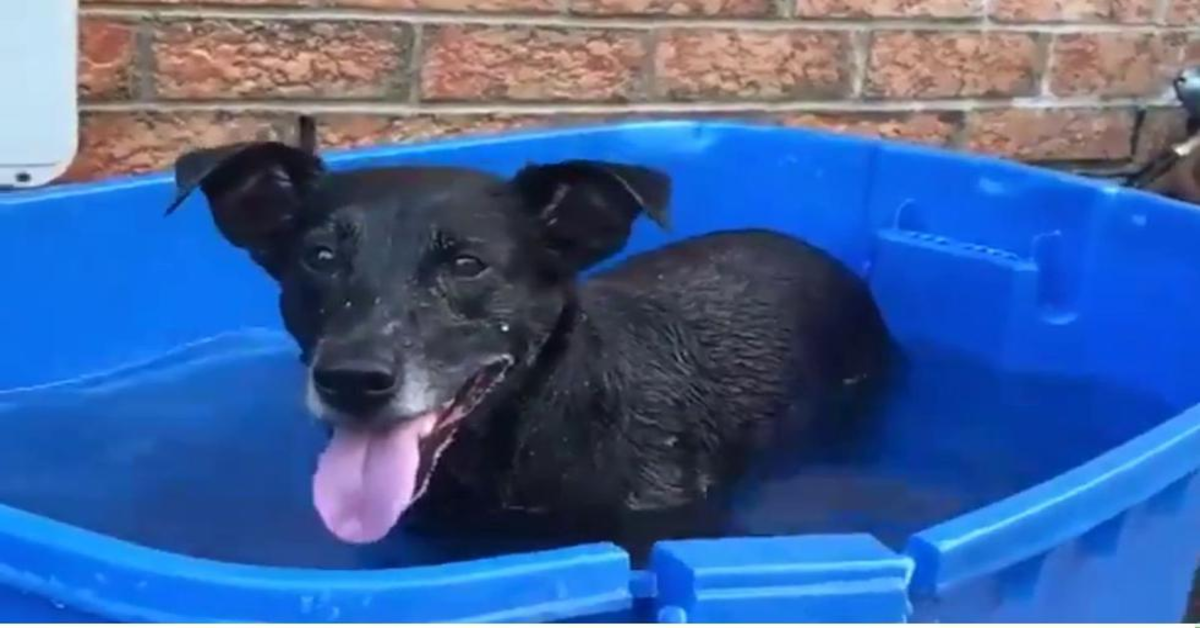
0;121;1197;622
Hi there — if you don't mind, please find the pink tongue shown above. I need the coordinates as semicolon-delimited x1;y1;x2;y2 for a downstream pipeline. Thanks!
312;413;437;544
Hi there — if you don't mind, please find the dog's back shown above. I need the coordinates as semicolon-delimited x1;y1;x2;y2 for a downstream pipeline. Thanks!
470;229;892;548
588;228;888;397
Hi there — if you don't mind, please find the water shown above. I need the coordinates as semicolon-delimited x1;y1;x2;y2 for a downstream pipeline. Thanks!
0;330;1180;569
728;346;1174;548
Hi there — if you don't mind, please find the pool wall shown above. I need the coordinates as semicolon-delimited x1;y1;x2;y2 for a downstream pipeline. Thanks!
0;121;1196;622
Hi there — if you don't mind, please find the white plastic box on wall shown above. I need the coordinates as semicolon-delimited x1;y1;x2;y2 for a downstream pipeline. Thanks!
0;0;78;189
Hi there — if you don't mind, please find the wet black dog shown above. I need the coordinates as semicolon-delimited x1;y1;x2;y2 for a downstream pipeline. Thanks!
167;140;893;557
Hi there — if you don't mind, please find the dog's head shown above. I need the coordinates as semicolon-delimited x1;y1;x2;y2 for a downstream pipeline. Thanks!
168;140;670;544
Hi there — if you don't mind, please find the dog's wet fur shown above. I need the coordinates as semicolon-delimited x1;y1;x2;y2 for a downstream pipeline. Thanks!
168;140;894;561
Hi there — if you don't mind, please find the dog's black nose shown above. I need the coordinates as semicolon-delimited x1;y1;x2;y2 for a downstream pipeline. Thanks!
313;359;399;413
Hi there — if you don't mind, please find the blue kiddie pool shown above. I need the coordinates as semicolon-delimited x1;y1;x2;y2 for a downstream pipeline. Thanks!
0;121;1197;622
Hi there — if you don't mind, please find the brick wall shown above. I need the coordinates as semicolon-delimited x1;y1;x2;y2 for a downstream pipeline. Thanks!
74;0;1200;181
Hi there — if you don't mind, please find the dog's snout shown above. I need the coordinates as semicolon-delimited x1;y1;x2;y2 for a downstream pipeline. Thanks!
313;359;399;413
315;362;397;395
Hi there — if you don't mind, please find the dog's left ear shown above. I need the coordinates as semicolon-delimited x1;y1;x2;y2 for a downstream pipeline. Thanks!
165;141;325;279
512;160;671;272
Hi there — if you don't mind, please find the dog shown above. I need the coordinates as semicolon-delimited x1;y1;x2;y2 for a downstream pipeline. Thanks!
166;137;893;559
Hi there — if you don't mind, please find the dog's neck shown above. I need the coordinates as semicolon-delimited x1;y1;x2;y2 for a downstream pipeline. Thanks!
434;288;584;469
430;284;624;517
490;286;588;466
515;286;583;406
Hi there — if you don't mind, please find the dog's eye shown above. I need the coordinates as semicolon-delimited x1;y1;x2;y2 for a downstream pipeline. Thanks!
450;254;487;278
303;245;338;272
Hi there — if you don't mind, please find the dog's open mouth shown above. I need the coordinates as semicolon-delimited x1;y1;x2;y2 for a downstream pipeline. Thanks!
312;357;513;544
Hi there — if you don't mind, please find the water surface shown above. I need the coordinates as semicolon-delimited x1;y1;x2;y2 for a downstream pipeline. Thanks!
0;330;1178;568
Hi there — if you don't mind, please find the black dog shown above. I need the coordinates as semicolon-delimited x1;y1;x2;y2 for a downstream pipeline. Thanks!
167;139;892;557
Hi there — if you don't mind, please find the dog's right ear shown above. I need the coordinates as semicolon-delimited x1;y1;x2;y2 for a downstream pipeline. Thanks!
511;160;671;273
166;142;325;278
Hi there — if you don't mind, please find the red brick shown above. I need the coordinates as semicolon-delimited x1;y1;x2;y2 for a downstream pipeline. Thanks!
1112;0;1158;21
329;0;558;12
97;0;557;9
152;20;409;100
865;31;1040;99
572;0;772;17
92;0;319;4
421;26;645;102
315;113;550;148
990;0;1155;22
1050;33;1187;98
776;112;961;146
1167;0;1200;25
79;18;136;101
65;111;285;181
964;108;1135;161
1134;108;1189;164
1187;39;1200;65
655;30;851;101
796;0;980;18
